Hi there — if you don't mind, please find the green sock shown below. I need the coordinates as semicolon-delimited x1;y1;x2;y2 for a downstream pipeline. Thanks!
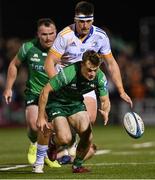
73;157;84;167
27;129;37;143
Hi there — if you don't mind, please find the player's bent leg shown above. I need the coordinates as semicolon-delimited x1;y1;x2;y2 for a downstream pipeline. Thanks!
33;144;47;173
47;117;72;161
25;105;38;164
37;126;61;168
71;115;92;173
84;143;97;161
83;93;97;124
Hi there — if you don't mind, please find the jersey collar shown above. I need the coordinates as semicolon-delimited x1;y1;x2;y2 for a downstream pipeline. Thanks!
74;25;94;43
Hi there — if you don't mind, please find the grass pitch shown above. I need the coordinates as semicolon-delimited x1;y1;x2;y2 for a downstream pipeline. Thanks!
0;125;155;179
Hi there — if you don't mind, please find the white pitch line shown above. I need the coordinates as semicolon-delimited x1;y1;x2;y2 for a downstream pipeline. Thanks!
86;162;155;166
133;142;154;148
0;143;154;171
95;149;111;155
0;164;30;171
1;161;155;171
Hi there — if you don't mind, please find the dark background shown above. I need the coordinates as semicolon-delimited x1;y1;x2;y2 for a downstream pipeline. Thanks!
0;0;155;126
0;0;155;49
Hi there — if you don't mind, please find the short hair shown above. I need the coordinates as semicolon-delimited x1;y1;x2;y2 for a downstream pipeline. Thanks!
82;50;101;66
37;18;56;28
75;1;94;15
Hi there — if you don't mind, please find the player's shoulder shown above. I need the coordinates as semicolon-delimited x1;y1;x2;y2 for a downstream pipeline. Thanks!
97;68;107;80
64;62;79;75
93;25;108;38
21;38;36;50
59;25;74;37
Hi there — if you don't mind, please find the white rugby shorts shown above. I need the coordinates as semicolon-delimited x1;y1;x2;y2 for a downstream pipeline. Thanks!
83;90;97;100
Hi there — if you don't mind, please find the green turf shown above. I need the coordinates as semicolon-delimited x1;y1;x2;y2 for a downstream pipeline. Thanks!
0;125;155;179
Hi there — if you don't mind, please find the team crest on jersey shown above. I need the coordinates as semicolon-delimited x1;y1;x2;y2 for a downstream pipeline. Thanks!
30;54;40;62
33;54;38;58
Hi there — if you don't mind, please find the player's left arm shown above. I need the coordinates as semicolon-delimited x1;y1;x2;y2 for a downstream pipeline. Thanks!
102;53;133;107
99;95;111;125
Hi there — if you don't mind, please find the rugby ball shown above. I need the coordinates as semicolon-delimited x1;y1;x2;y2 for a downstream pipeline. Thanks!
123;112;144;139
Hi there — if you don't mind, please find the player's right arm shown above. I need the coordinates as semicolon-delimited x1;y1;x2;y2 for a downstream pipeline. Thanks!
3;56;21;104
3;41;33;104
44;51;61;78
37;83;53;132
44;27;69;78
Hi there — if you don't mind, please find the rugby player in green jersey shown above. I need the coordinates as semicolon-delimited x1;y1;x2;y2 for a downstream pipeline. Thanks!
45;1;133;125
3;18;60;168
35;50;110;173
44;1;132;165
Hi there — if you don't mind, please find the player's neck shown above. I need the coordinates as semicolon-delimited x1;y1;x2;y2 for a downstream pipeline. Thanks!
79;34;87;40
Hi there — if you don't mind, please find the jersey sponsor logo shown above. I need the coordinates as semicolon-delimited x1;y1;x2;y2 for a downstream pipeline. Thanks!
31;64;44;71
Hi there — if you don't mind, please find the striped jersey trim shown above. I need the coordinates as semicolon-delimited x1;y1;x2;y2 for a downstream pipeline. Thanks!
49;49;62;59
60;27;72;36
101;52;113;59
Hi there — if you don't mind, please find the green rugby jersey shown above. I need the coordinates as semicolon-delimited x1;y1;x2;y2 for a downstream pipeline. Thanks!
17;39;49;95
48;62;108;105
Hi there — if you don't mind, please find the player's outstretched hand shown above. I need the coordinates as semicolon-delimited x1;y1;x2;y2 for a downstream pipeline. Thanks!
98;109;109;125
120;92;133;108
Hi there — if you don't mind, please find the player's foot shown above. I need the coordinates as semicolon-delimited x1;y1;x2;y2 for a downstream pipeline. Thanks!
44;157;61;168
72;166;91;173
27;143;37;165
32;164;44;173
47;141;57;161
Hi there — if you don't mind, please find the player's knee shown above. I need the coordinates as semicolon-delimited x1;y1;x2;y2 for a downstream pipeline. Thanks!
57;134;72;145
